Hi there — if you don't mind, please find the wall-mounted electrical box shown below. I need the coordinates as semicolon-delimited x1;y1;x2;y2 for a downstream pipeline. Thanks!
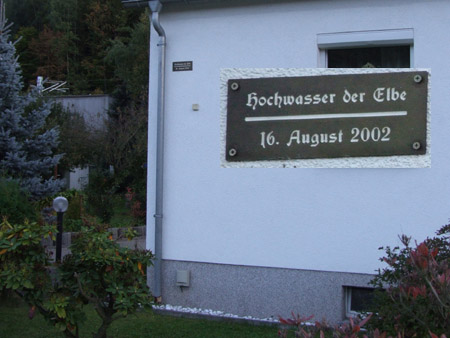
176;270;190;287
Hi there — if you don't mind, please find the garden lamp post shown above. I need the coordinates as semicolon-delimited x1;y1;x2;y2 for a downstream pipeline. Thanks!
53;196;69;262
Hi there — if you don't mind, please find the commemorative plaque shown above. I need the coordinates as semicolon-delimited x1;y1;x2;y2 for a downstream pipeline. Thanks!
173;61;193;72
225;72;428;162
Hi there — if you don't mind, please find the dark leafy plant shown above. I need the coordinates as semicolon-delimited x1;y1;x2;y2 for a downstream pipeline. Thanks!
333;314;373;338
278;312;373;338
0;178;37;223
85;169;116;223
0;219;76;333
59;227;153;338
46;102;105;173
125;186;146;222
278;314;318;338
35;189;84;217
369;224;450;337
0;218;154;338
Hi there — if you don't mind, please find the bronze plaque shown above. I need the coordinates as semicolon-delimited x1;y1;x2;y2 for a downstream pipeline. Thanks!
226;72;428;162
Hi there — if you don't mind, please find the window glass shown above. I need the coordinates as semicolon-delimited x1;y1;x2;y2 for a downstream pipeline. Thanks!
328;46;410;68
349;287;375;312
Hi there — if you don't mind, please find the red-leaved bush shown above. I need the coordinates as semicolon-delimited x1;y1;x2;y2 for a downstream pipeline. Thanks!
278;224;450;337
369;224;450;337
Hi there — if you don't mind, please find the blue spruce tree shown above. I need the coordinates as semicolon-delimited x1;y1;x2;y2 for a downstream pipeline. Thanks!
0;3;63;199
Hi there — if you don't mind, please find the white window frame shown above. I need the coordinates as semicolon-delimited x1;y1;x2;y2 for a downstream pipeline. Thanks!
317;29;414;68
344;286;375;318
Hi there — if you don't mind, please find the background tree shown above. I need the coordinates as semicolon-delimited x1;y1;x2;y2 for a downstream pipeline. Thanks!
5;0;143;94
29;26;68;81
2;0;150;213
4;0;49;86
0;3;63;199
4;0;49;34
102;11;150;219
13;26;39;88
106;10;149;101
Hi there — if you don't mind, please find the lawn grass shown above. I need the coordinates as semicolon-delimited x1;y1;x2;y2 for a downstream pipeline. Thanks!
0;298;281;338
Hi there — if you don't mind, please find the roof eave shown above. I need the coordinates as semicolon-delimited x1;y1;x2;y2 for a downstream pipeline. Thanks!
121;0;214;8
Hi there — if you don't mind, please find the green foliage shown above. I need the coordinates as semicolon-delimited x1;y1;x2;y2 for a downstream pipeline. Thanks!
102;101;148;221
14;26;39;86
0;7;63;199
60;227;153;314
34;186;144;232
85;169;117;223
34;189;84;219
104;10;149;201
369;225;450;336
125;187;146;223
46;102;106;171
0;219;54;301
278;313;372;338
0;178;37;223
7;0;144;94
0;218;153;338
64;194;84;221
6;0;149;211
4;0;50;34
106;10;149;100
29;25;72;82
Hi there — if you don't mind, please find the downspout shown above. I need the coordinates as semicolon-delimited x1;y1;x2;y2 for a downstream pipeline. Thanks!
148;0;166;302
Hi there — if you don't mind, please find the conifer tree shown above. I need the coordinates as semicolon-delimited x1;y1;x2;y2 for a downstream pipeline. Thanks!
0;1;63;199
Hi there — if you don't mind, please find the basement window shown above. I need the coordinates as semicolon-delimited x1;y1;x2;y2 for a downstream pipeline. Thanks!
344;286;375;317
317;29;413;68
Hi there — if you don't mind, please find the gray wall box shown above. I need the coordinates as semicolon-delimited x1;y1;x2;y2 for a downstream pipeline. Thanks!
176;270;190;287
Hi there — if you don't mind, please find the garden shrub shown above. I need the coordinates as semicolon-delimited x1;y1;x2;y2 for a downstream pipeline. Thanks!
64;191;84;221
0;178;37;223
278;312;372;338
278;224;450;337
0;218;154;338
125;186;146;223
34;189;87;231
85;169;116;223
36;189;85;219
369;224;450;336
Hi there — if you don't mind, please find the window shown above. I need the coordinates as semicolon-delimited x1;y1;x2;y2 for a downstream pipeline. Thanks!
344;286;376;317
317;29;414;68
328;46;410;68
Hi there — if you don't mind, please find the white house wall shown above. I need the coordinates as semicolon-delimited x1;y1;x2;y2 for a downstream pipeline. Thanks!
147;0;450;276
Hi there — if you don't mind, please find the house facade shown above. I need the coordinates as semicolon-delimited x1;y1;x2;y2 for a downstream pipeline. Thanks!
125;0;449;322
